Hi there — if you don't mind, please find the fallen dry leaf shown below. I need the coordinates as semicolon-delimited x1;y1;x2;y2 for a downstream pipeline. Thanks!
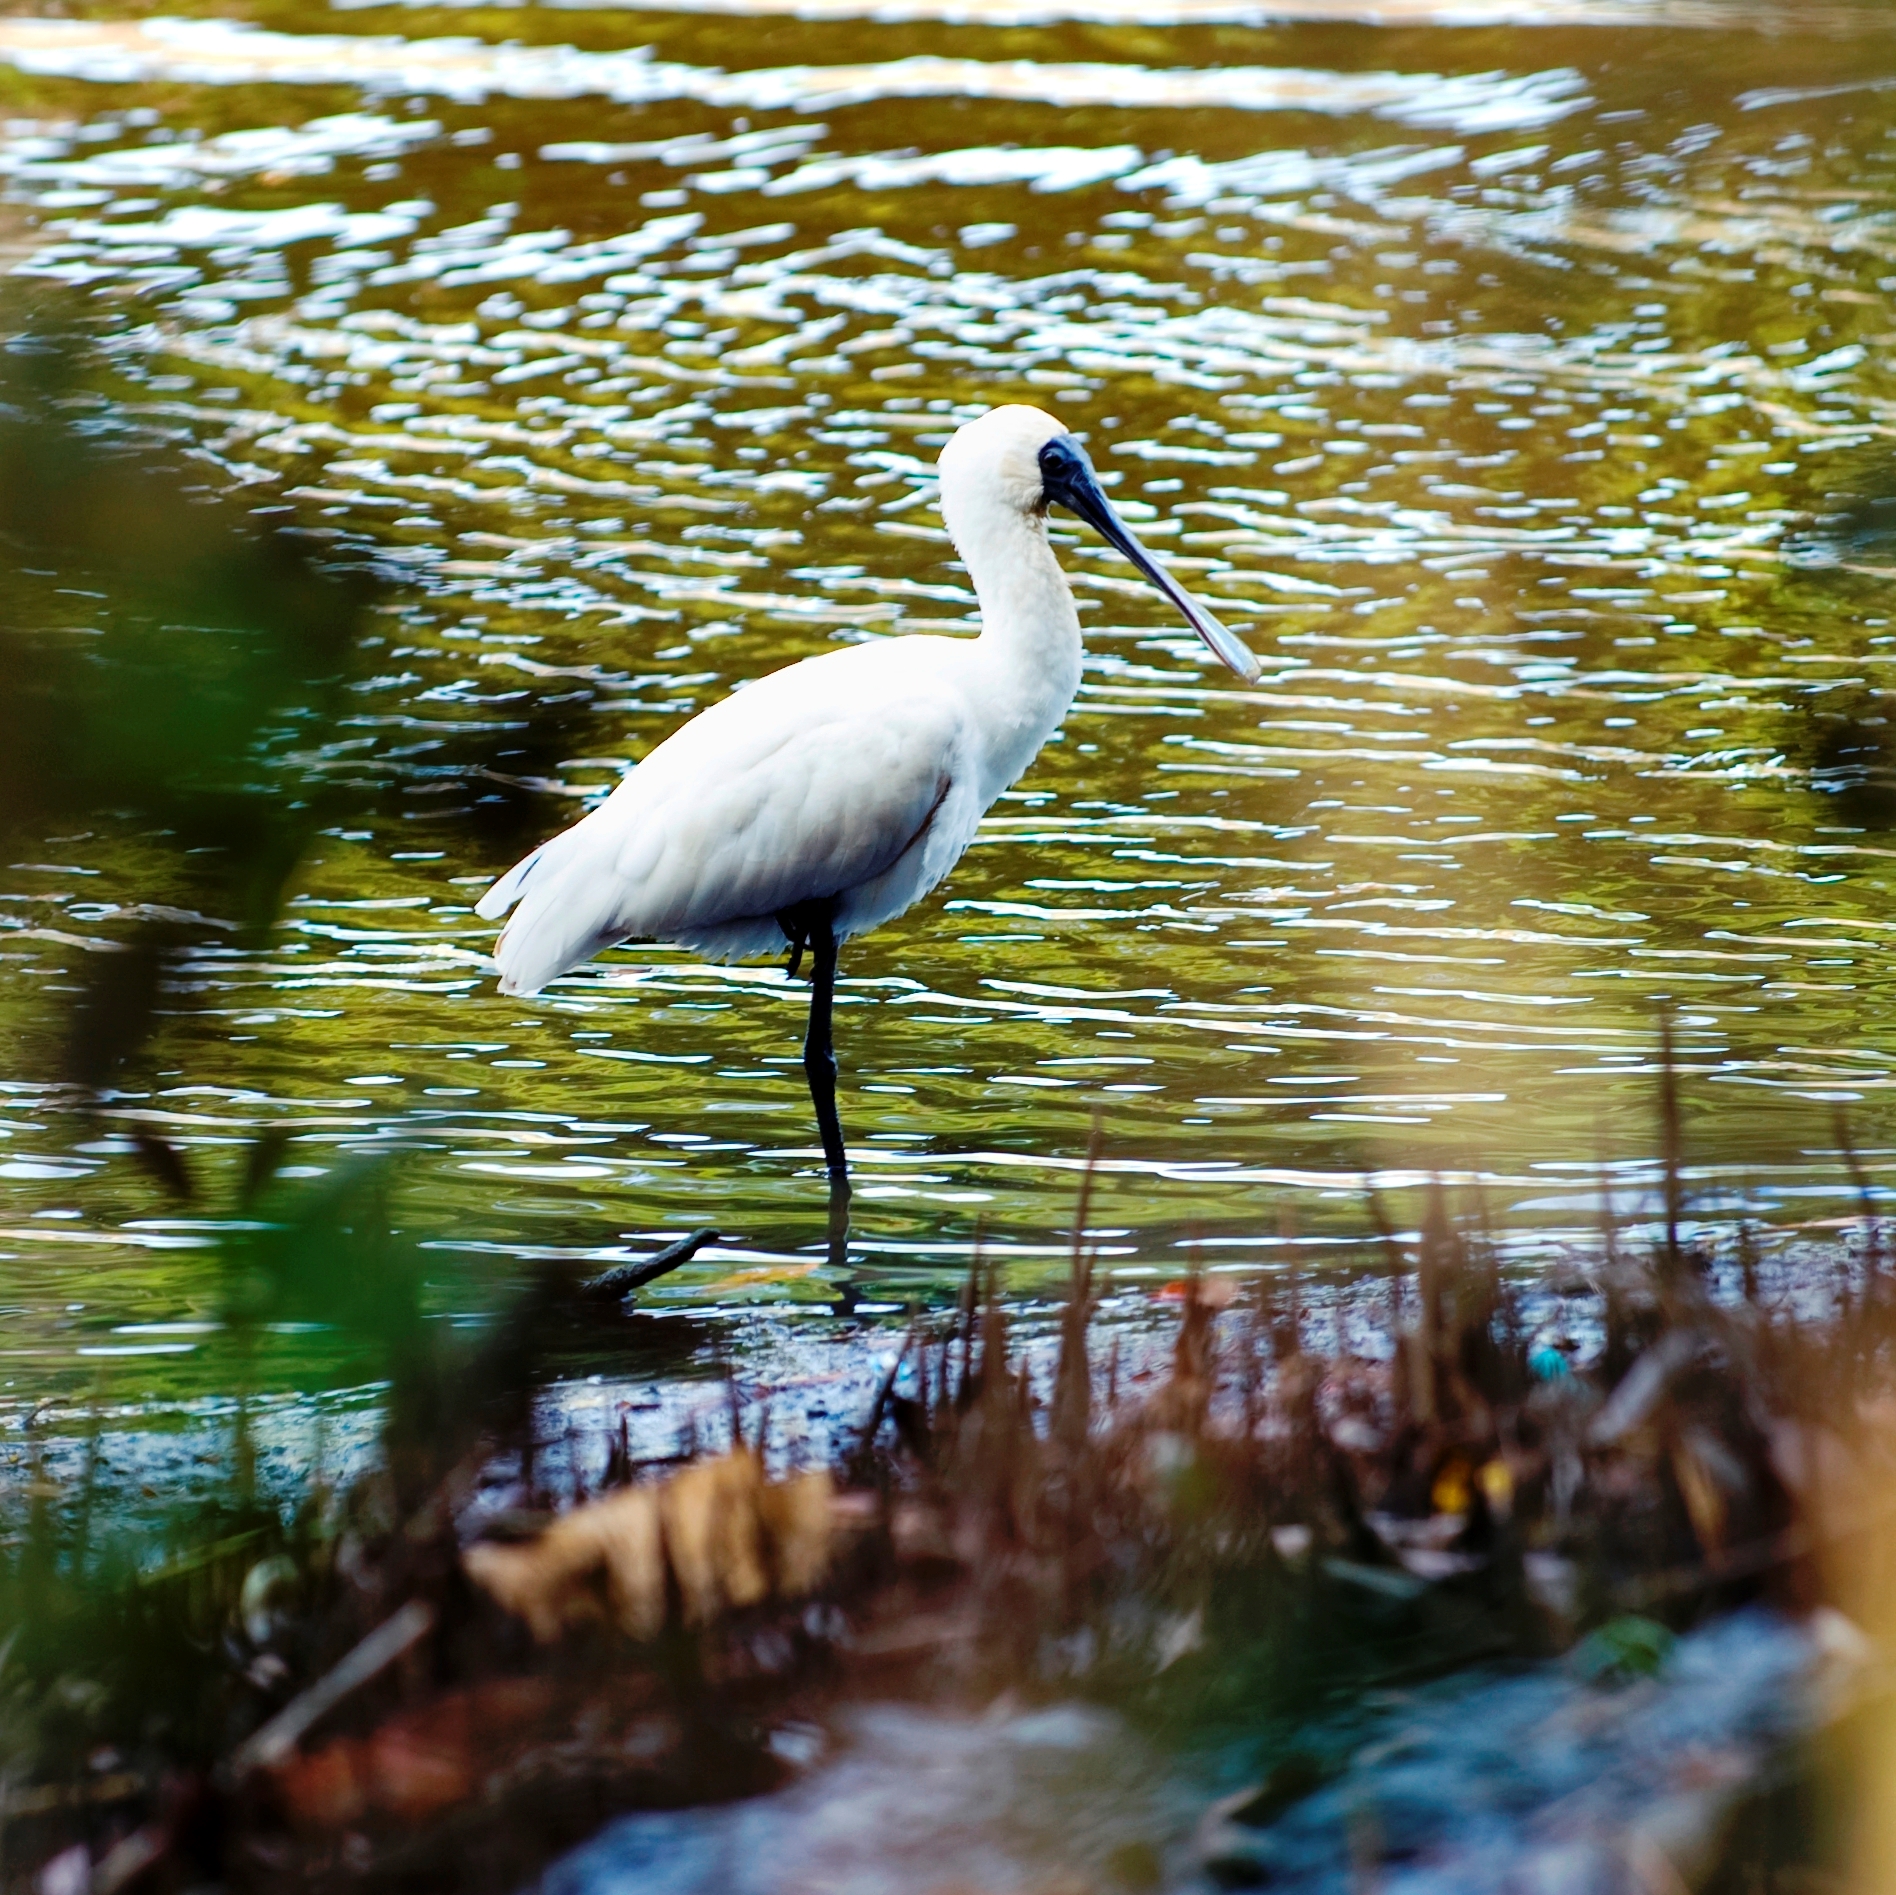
464;1451;834;1642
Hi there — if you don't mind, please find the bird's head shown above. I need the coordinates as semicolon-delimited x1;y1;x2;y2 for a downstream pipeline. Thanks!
937;404;1262;684
937;402;1071;519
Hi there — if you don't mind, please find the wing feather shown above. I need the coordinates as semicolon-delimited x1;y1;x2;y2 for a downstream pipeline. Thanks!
485;641;969;994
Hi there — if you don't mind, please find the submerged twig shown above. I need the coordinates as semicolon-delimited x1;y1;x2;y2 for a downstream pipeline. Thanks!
578;1226;718;1302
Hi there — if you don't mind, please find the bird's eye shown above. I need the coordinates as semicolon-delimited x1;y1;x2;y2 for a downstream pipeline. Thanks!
1037;435;1091;510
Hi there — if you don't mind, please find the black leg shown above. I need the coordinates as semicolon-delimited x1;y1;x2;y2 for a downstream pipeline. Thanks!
826;1174;854;1314
779;897;849;1189
803;903;849;1187
777;898;855;1308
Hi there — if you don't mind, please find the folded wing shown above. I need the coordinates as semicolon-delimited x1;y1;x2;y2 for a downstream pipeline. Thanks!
479;643;969;995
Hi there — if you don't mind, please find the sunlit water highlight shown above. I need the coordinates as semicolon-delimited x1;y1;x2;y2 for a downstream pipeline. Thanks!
0;0;1895;1437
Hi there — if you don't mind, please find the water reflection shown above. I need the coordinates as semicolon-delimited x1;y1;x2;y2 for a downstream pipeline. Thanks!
0;0;1893;1404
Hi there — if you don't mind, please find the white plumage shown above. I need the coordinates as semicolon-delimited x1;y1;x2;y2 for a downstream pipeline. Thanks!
478;632;993;983
477;402;1259;1179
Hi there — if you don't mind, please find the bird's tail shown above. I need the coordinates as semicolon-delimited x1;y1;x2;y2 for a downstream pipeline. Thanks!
478;826;630;997
474;845;546;923
477;840;577;997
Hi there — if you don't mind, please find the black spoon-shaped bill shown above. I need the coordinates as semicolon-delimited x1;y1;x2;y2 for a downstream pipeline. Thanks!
1037;433;1263;684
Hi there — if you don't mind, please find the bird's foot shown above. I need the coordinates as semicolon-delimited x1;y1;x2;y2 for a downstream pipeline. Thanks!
777;905;813;981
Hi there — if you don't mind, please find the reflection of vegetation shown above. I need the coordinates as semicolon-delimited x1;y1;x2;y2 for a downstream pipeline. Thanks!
1792;457;1896;831
1804;687;1896;833
1799;447;1896;572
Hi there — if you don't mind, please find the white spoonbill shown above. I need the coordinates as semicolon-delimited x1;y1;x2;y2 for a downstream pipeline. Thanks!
476;403;1261;1187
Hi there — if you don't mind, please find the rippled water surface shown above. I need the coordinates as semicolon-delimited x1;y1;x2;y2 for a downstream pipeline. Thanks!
5;0;1896;1412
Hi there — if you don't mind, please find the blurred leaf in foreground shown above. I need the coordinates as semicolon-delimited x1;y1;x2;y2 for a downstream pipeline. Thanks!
0;302;381;1091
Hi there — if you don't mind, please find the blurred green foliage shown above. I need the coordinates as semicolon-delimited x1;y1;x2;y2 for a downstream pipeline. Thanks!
0;302;380;1090
0;321;369;819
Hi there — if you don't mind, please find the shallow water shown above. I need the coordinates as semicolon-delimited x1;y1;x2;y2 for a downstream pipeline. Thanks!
2;0;1896;1419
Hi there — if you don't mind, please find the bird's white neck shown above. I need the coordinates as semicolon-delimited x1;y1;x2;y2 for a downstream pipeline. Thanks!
944;490;1084;794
